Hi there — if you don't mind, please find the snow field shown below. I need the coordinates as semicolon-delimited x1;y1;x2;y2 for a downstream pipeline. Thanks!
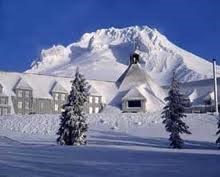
0;112;219;145
0;112;220;177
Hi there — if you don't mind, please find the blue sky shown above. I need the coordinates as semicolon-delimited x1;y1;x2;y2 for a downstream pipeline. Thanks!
0;0;219;72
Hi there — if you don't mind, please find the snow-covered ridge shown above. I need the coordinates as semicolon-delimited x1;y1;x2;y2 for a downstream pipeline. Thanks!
26;25;220;85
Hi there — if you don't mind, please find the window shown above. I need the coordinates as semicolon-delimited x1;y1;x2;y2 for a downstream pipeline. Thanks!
0;97;6;104
25;101;29;109
2;108;7;115
25;91;30;98
54;104;59;111
94;97;99;104
61;94;66;101
128;100;141;108
54;93;59;100
204;98;212;105
89;96;93;103
17;90;23;97
18;101;22;109
94;107;99;113
40;102;44;109
0;85;2;93
89;107;93;114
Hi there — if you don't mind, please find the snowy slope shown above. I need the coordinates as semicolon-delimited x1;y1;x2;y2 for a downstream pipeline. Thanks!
26;26;220;85
0;112;218;143
0;113;220;177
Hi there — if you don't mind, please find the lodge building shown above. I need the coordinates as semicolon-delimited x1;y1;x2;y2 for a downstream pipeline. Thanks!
0;52;219;115
0;71;114;116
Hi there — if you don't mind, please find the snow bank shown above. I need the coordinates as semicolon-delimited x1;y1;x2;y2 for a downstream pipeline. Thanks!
0;113;160;136
0;112;218;143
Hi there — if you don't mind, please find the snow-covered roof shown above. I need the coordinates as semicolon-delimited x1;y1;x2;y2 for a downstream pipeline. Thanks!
114;62;167;111
121;83;166;111
138;85;165;111
51;81;68;93
188;89;198;102
204;91;214;101
122;87;146;100
14;78;33;90
180;78;220;105
0;71;117;103
0;92;7;97
90;87;102;96
116;63;158;91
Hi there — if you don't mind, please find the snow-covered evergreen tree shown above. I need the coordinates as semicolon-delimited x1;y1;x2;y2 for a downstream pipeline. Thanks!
57;67;90;145
216;118;220;147
161;73;191;149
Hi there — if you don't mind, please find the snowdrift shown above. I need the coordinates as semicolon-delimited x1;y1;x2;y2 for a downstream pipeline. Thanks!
0;113;218;144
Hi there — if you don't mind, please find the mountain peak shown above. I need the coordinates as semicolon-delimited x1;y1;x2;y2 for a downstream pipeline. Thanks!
26;25;219;85
75;25;160;49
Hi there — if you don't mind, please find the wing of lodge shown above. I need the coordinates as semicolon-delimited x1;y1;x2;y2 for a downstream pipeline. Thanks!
0;71;117;115
0;52;219;116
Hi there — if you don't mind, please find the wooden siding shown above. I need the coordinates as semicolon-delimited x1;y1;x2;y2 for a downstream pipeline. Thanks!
11;89;102;115
0;95;11;116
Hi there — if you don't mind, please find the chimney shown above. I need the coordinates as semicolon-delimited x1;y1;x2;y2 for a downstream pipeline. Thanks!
129;53;140;65
213;59;219;115
129;40;140;65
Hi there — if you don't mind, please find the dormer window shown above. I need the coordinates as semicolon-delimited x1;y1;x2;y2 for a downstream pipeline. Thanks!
94;97;99;104
51;81;68;100
0;97;6;104
25;91;30;98
24;101;30;110
17;101;22;109
17;90;23;97
128;100;141;108
61;94;66;101
54;103;59;111
54;93;59;100
89;96;93;103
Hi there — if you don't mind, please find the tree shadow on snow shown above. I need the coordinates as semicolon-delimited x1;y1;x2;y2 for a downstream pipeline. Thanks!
89;130;217;150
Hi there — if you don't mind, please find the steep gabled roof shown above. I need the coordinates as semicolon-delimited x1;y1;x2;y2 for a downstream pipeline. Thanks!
122;84;166;111
122;87;146;100
204;91;214;101
51;81;68;93
90;87;102;96
0;71;117;104
189;89;198;102
14;78;32;90
116;64;132;88
116;63;156;91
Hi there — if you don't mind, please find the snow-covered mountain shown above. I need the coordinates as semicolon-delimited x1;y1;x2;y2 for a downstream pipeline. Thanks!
26;26;219;85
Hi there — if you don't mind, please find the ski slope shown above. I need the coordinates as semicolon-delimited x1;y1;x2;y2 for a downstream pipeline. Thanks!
0;112;220;177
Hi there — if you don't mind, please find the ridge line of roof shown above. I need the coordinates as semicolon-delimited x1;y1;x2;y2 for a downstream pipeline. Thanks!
0;70;116;83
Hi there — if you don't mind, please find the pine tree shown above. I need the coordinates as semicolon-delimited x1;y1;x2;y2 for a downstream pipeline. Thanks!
161;73;191;149
57;68;90;145
216;118;220;147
